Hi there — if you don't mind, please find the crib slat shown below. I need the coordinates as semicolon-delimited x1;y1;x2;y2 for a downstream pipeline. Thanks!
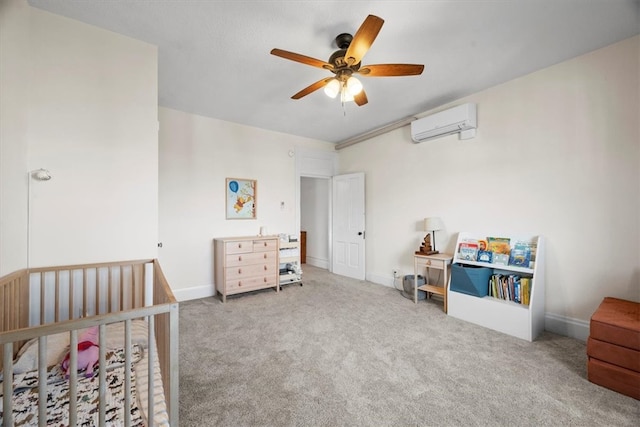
69;270;75;320
0;285;5;332
148;315;155;427
54;270;60;323
120;266;125;311
131;265;137;309
38;336;47;427
98;324;107;425
39;272;45;325
8;281;15;330
69;330;78;426
124;319;132;427
141;265;146;307
3;342;14;426
108;267;113;313
96;268;101;315
83;268;88;317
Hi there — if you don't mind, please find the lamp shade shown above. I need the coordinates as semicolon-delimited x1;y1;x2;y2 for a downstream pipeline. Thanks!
424;217;443;232
346;76;363;96
324;79;340;98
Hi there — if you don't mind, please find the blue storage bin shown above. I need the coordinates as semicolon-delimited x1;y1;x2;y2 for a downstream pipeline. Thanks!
450;264;493;297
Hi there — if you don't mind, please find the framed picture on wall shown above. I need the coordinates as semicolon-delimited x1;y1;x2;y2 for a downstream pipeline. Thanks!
226;178;257;219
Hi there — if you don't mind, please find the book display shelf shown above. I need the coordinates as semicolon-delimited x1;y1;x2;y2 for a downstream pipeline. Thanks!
447;232;545;342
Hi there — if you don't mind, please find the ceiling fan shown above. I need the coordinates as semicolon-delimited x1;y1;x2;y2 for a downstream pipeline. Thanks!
270;14;424;106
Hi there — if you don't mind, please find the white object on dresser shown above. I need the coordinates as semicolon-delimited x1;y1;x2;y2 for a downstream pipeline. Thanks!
278;238;302;289
447;232;545;342
214;235;279;302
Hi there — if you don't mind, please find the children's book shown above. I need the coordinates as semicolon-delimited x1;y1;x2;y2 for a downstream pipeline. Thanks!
493;253;509;266
458;241;479;261
509;241;532;267
487;237;511;255
477;250;493;263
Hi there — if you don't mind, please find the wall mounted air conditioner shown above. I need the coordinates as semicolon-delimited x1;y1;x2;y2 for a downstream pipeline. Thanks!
411;103;477;143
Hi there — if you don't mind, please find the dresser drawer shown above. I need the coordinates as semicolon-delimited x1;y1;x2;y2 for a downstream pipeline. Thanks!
226;275;277;293
226;251;276;267
253;239;277;252
226;262;277;279
416;257;446;270
225;240;254;254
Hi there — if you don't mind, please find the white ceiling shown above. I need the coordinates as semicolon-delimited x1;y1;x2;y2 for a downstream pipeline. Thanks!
28;0;640;144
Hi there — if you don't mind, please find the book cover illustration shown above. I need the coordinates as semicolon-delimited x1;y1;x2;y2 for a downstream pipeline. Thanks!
509;241;532;267
477;250;493;263
458;240;479;261
493;253;509;265
487;237;511;255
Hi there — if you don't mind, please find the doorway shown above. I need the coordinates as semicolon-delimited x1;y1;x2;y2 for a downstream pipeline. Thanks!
300;177;330;270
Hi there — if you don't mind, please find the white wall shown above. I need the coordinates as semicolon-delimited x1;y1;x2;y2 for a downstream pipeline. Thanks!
158;107;335;299
0;0;30;275
0;2;159;270
300;177;329;268
337;36;640;332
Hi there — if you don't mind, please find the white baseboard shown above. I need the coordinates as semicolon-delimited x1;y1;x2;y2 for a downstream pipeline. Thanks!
367;272;397;288
171;284;215;302
545;312;590;342
305;256;329;270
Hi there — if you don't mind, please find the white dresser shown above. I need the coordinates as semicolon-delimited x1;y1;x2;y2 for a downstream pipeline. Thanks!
214;235;279;302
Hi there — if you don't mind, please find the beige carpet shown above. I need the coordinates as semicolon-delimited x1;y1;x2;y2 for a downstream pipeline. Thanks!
179;265;639;426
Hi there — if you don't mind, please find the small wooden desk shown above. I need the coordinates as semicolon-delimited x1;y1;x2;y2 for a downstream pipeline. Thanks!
414;253;453;312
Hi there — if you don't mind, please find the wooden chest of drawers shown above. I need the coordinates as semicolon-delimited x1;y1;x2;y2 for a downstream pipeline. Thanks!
214;236;279;302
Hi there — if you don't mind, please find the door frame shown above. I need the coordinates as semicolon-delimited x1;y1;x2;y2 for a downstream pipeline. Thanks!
294;148;338;272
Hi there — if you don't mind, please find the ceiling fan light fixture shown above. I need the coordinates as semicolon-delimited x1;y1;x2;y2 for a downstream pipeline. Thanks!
346;76;363;96
341;88;355;103
324;79;340;98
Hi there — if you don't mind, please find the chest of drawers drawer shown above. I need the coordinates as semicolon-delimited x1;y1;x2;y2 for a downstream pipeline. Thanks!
225;262;277;280
225;251;276;267
226;275;277;293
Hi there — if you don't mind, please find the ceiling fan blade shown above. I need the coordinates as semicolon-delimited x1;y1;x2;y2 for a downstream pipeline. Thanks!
271;48;333;70
344;15;384;66
354;89;368;106
359;64;425;77
291;77;334;99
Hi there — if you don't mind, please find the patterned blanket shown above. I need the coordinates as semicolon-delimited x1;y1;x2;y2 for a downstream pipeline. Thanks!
0;345;144;426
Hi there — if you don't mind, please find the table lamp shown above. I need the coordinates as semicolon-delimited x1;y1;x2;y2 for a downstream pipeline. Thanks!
423;217;444;254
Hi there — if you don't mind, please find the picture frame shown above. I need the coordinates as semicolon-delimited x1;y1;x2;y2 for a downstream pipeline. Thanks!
225;178;257;219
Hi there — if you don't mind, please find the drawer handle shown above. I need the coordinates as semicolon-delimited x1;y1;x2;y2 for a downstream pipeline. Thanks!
263;242;267;246
264;265;267;271
238;268;242;274
238;243;242;248
238;281;242;287
263;277;267;283
263;253;267;259
238;256;242;261
426;260;431;266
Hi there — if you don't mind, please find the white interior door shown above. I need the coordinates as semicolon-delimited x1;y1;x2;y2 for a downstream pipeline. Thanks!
332;172;365;280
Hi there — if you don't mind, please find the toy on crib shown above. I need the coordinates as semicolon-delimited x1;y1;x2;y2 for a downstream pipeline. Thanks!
61;326;100;378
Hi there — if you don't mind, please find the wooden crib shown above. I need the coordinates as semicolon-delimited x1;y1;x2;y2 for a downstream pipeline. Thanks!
0;259;178;426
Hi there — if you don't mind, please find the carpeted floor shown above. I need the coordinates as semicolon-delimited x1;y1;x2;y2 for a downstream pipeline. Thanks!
179;265;639;426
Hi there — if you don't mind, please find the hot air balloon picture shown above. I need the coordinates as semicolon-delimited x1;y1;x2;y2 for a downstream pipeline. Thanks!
226;178;257;219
